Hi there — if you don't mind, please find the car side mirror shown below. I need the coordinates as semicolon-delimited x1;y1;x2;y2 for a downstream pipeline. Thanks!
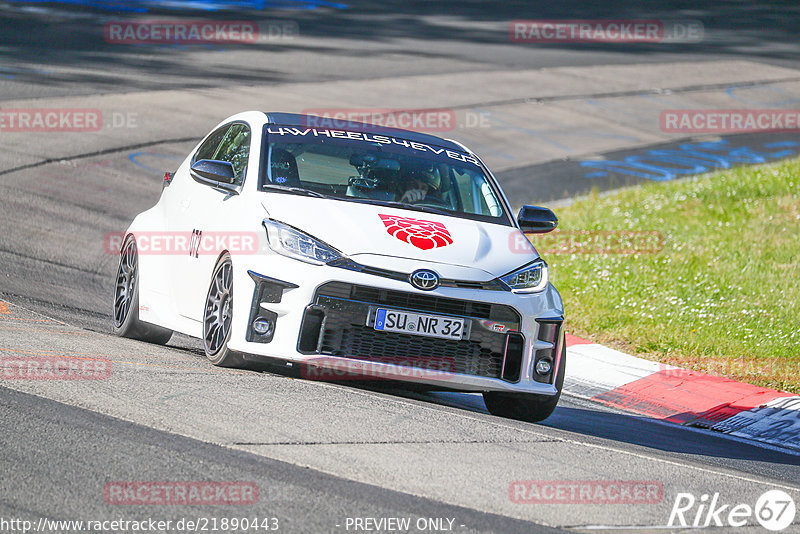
517;205;558;233
190;159;239;193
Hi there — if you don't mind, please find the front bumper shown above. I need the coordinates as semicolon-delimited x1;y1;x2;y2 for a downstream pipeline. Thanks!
227;255;565;395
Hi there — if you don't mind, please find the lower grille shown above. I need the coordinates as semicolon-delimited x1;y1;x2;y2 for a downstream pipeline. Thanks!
320;317;505;378
300;282;521;380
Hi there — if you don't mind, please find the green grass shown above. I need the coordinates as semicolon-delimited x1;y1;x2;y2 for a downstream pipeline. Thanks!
529;158;800;393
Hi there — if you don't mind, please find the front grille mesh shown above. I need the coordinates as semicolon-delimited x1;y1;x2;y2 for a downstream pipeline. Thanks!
305;282;521;380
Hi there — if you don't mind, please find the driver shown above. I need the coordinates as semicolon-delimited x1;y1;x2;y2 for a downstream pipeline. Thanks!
398;162;442;204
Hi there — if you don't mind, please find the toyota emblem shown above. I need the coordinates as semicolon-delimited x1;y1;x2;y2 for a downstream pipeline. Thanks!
409;269;440;291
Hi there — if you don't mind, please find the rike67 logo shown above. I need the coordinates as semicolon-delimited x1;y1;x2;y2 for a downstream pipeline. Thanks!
669;490;796;531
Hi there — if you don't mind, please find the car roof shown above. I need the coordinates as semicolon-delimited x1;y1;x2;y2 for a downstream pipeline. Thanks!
263;112;466;152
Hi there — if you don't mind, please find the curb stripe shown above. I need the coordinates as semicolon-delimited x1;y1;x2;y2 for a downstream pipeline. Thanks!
564;343;800;452
591;369;788;425
565;333;592;346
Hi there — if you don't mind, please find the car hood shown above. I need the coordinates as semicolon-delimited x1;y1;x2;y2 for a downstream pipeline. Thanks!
261;195;538;279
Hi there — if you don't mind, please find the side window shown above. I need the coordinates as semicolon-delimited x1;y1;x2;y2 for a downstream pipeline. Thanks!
194;125;230;163
453;168;501;216
192;123;251;185
211;123;251;185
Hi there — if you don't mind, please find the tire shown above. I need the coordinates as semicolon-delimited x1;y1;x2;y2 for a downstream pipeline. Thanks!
202;253;247;368
113;235;173;344
483;339;566;423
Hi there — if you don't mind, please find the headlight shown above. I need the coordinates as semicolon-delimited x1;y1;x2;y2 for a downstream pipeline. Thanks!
263;220;342;265
500;259;548;293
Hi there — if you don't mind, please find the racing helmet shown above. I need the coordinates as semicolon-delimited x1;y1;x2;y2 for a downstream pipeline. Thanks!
403;159;441;191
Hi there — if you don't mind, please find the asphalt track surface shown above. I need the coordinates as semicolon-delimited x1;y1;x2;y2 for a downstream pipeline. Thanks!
2;0;799;100
1;2;799;533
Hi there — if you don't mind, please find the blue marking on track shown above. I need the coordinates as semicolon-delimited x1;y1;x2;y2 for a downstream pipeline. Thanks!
128;152;183;175
763;141;799;148
581;138;800;181
3;0;347;11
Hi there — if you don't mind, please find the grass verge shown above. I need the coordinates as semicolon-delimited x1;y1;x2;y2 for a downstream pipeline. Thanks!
529;157;800;393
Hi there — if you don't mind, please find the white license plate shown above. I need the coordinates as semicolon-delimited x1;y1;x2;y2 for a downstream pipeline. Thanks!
372;308;467;340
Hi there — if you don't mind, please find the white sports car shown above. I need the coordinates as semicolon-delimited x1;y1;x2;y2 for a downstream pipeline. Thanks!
114;111;566;422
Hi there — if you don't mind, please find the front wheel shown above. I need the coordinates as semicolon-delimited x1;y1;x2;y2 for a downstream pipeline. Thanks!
112;235;173;344
483;341;566;423
203;253;247;368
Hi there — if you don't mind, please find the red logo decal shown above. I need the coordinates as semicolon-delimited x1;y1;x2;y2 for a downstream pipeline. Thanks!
379;214;453;250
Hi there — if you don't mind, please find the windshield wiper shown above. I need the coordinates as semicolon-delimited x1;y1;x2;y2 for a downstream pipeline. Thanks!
377;201;452;216
263;186;452;216
262;184;328;198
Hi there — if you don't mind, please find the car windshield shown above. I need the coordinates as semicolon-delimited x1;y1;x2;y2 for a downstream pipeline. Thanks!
260;125;510;224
